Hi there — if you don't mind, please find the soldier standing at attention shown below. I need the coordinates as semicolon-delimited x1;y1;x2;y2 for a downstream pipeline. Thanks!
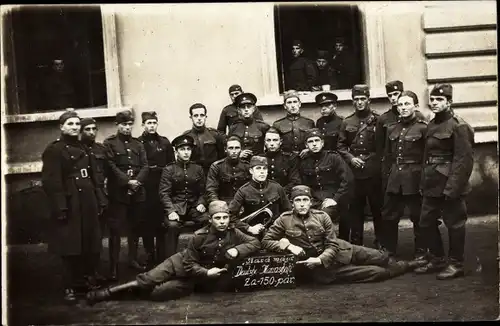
379;91;437;262
182;103;226;176
338;84;383;247
104;110;149;280
272;90;315;155
414;84;474;280
159;135;208;259
217;84;263;134
315;92;344;152
42;109;105;302
285;40;317;91
228;93;270;161
138;111;175;267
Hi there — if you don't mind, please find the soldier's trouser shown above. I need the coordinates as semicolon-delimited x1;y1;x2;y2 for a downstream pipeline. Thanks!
321;203;350;241
62;255;86;289
420;196;466;262
349;177;383;246
381;193;427;256
164;208;209;258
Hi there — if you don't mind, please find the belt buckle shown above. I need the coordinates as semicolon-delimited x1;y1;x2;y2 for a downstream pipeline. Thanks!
127;169;134;177
396;157;402;164
80;168;88;178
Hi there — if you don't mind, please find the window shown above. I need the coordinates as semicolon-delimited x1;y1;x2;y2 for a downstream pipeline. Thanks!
4;5;107;114
274;4;364;93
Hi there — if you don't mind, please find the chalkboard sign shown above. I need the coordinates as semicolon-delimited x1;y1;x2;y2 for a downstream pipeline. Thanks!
232;254;297;292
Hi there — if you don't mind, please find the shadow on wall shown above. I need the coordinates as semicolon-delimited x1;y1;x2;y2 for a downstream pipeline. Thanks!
5;144;499;245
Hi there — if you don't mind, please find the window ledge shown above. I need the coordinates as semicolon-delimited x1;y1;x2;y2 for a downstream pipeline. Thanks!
4;161;43;175
2;106;131;125
258;88;388;106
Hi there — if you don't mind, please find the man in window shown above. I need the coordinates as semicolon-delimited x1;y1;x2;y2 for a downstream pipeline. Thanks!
272;90;315;155
315;92;344;151
262;185;421;285
337;85;383;247
331;37;355;90
86;200;261;304
415;84;474;280
217;85;263;134
264;127;301;197
206;136;250;205
298;128;353;241
159;135;208;259
104;110;149;280
138;111;175;267
229;156;292;237
228;93;270;161
182;103;226;176
285;40;317;91
311;50;338;91
43;59;77;110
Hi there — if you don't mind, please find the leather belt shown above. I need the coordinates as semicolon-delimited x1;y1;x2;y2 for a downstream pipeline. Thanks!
69;168;89;179
426;156;453;164
395;157;422;165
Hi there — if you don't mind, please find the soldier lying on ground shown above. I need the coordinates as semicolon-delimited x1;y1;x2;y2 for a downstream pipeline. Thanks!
262;185;425;285
86;200;261;304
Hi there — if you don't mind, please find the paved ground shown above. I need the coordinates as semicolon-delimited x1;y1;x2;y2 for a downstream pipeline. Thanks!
6;217;500;324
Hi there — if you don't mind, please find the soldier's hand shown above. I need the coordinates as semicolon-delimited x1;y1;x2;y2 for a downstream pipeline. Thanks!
311;86;322;91
351;157;365;168
288;244;306;257
321;198;337;209
247;224;264;235
240;150;253;159
278;238;291;250
168;212;180;221
225;248;239;259
299;148;310;159
128;180;140;189
206;267;228;278
297;257;322;269
196;204;206;213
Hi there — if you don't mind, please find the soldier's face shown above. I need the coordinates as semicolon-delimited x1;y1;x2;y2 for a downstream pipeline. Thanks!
230;90;243;103
335;42;344;52
226;140;242;160
190;108;207;128
117;121;133;136
210;213;230;231
143;119;158;134
293;196;311;215
53;60;64;72
429;95;451;113
284;97;301;115
387;91;401;106
250;165;268;182
264;132;282;152
352;95;370;111
176;145;192;162
320;102;336;117
292;45;303;58
306;136;324;153
81;123;97;141
397;95;417;118
238;104;255;119
316;58;328;70
60;117;81;136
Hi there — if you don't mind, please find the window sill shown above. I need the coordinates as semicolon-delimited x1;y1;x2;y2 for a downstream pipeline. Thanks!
257;88;388;106
2;106;131;125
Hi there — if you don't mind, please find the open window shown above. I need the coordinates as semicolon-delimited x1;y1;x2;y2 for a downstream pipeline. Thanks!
274;4;365;93
4;5;107;114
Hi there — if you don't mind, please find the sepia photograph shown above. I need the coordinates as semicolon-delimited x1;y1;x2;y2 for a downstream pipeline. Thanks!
1;1;498;324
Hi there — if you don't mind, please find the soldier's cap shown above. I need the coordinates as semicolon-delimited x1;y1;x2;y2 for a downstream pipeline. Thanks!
316;50;330;60
249;155;268;168
335;36;345;44
208;200;230;216
172;134;196;149
352;84;370;98
283;90;300;102
59;108;79;125
234;92;257;107
315;92;338;105
430;83;453;99
141;111;158;123
228;84;243;93
80;117;97;129
292;39;303;47
290;185;312;200
305;128;324;141
116;110;135;124
385;80;404;94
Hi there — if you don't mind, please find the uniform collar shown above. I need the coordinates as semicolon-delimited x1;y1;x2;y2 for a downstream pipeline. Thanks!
322;111;338;122
310;149;325;160
286;113;301;121
293;210;310;220
141;131;159;140
242;117;254;126
226;156;240;166
398;114;417;126
80;137;95;146
265;149;281;158
209;225;229;237
391;106;399;116
176;159;191;167
117;133;132;142
60;134;79;144
355;109;371;119
434;110;453;123
192;126;207;134
250;179;269;189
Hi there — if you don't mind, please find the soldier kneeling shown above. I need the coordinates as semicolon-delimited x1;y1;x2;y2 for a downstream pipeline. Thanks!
86;201;261;304
262;185;425;285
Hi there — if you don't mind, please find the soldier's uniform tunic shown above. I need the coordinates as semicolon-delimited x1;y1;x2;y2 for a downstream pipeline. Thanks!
272;114;315;154
316;112;343;151
205;157;250;205
228;118;270;157
217;103;263;134
286;56;317;91
265;150;301;196
182;127;226;175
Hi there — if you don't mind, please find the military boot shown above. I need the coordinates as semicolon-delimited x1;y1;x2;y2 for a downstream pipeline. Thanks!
436;260;465;280
414;257;447;274
86;280;140;305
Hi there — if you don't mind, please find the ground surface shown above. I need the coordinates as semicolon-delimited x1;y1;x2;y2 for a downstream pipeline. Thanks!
6;218;500;324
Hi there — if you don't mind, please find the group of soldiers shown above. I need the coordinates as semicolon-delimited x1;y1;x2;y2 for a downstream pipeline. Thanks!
41;80;474;304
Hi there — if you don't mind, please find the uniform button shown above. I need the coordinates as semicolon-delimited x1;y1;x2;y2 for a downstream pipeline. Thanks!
360;142;363;144
76;177;79;180
128;156;131;159
127;149;130;151
398;168;402;171
402;128;406;131
71;156;74;159
398;147;402;150
271;165;274;168
78;189;82;192
360;135;363;138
